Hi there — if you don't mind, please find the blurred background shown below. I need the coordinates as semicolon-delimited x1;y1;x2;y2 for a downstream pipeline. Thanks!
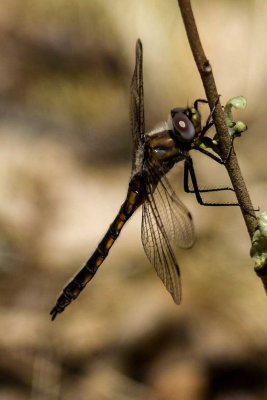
0;0;267;399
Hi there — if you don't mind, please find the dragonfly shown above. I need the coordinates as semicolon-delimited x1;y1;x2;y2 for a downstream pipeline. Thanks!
50;39;239;320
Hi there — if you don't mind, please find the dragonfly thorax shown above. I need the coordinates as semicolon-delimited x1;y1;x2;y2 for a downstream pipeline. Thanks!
145;127;184;164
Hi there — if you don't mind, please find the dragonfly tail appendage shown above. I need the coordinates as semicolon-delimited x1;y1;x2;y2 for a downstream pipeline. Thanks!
50;175;144;320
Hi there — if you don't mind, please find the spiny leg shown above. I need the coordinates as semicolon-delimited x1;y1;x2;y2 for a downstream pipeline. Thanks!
194;96;221;138
194;95;235;163
196;139;234;165
184;156;239;206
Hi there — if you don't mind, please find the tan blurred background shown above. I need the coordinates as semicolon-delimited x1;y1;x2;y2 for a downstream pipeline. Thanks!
0;1;267;399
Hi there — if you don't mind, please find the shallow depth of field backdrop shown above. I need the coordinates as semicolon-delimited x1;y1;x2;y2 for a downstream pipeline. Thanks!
1;1;267;399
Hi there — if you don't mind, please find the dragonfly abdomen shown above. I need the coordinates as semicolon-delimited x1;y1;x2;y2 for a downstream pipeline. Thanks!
50;175;144;320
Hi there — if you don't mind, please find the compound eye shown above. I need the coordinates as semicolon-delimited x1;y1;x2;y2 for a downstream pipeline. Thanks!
172;112;195;141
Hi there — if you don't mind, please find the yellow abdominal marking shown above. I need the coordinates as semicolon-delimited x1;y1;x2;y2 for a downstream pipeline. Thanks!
95;256;104;267
105;236;115;250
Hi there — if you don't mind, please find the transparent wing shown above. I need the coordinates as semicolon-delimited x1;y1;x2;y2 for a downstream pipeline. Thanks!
130;39;145;174
141;165;195;304
142;198;182;304
146;164;195;249
155;172;195;249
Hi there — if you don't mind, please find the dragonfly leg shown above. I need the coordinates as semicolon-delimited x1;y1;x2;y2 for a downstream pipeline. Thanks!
184;156;240;206
194;96;221;139
194;98;208;110
195;95;236;164
196;136;234;165
195;96;238;165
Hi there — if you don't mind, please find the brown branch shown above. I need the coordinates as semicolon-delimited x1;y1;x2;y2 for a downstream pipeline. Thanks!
177;0;267;288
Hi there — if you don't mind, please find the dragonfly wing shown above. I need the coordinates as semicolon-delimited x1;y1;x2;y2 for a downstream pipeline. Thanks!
155;172;195;249
142;190;182;304
145;164;195;249
141;164;195;303
130;39;145;175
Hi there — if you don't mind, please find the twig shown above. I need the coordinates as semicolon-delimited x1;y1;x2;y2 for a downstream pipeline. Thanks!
177;0;267;289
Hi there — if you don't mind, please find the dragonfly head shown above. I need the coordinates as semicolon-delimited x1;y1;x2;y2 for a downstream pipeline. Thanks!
169;107;202;144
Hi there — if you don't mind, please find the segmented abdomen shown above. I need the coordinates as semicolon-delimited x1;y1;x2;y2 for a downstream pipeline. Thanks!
50;175;144;320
